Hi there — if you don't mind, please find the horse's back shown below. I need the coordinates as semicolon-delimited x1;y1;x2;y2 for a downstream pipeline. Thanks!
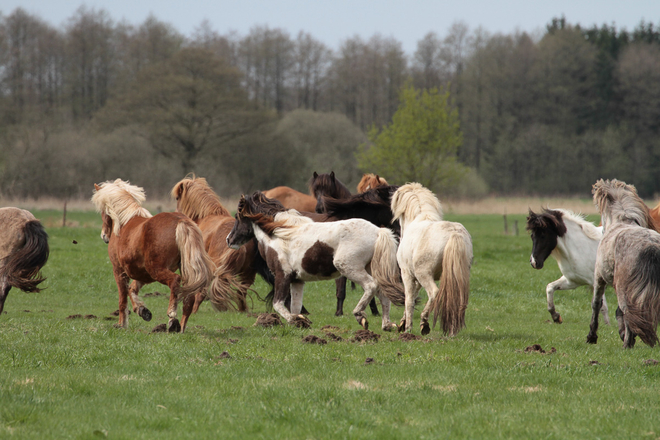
264;186;316;212
0;208;37;261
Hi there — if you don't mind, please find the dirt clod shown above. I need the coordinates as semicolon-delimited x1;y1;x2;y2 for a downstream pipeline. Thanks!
588;360;600;366
151;324;168;333
84;314;97;319
352;329;380;342
399;333;422;341
326;333;343;342
302;335;327;345
291;315;312;329
66;314;82;319
230;326;244;331
524;344;556;354
217;351;231;359
644;359;659;365
321;325;340;331
365;357;375;365
254;313;282;328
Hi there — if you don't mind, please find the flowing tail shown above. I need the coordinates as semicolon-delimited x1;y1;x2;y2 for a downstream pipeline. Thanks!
175;221;214;299
370;228;405;306
3;220;49;292
432;232;472;336
622;245;660;346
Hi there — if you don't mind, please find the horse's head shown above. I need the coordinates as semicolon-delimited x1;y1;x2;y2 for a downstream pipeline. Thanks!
309;171;351;214
100;210;112;244
526;209;567;269
227;195;255;249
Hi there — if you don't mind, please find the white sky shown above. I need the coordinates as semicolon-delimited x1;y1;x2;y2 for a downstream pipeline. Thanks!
2;0;659;53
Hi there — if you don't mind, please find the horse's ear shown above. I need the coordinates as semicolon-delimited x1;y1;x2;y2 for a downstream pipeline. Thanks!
94;183;101;192
330;171;335;180
175;182;184;200
313;171;318;179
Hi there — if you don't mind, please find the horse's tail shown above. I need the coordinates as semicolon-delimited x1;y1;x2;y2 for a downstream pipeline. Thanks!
2;220;49;292
207;257;252;312
432;232;472;337
622;245;660;346
371;228;405;306
175;220;214;300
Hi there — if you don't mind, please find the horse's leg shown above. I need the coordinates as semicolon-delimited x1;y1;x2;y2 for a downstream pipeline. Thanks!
368;297;380;317
113;271;130;329
335;277;346;316
615;306;625;341
376;291;395;331
616;294;637;349
398;269;420;334
192;288;206;314
272;274;306;325
545;276;577;324
179;293;196;334
128;281;152;322
417;272;440;336
0;277;11;316
600;294;610;326
150;269;183;333
586;278;607;344
289;281;312;327
344;269;378;330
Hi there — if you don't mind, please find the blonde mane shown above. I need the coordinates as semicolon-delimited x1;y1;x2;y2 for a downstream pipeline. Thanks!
592;179;658;232
92;179;152;236
554;208;602;241
391;183;443;225
357;173;388;193
172;176;231;221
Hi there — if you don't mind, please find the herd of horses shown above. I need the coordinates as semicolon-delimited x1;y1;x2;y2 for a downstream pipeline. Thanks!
3;173;660;349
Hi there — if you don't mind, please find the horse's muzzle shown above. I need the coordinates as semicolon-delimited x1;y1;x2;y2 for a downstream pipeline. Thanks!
530;256;543;269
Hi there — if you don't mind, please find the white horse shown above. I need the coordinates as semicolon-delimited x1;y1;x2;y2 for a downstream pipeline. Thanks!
391;183;473;336
226;192;405;330
526;208;609;325
589;179;660;348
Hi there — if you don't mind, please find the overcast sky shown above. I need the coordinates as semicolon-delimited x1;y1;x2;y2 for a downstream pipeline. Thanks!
3;0;659;53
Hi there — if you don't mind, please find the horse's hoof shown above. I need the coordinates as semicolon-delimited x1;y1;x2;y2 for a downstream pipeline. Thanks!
397;319;406;333
113;323;126;329
586;334;598;344
168;319;181;333
553;314;563;324
138;306;152;322
335;310;343;317
360;317;368;330
420;322;430;335
291;315;312;329
382;323;397;332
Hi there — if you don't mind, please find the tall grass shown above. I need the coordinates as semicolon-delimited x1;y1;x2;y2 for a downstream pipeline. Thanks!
0;211;658;439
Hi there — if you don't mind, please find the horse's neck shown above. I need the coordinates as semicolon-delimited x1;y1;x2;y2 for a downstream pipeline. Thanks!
553;219;600;267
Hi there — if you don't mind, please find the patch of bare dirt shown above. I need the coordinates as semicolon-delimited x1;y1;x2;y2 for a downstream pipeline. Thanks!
352;329;380;342
524;344;556;354
399;333;422;341
84;314;97;319
216;351;231;359
253;313;282;328
151;324;167;333
326;333;343;342
66;314;82;319
302;335;327;345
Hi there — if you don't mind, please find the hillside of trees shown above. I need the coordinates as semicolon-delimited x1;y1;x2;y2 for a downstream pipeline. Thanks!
1;8;660;199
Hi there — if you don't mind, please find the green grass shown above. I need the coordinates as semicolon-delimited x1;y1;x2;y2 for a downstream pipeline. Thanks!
1;211;659;439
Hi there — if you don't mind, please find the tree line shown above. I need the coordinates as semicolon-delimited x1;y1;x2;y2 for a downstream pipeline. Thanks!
1;8;659;199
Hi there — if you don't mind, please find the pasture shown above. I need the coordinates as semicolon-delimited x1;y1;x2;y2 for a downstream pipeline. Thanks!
1;209;659;439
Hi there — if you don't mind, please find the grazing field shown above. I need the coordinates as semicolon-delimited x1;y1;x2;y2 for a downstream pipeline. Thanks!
1;210;659;439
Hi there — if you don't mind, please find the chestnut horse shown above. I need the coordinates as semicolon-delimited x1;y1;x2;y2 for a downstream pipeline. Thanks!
357;173;388;193
0;207;49;316
171;176;274;312
92;179;214;333
262;186;316;213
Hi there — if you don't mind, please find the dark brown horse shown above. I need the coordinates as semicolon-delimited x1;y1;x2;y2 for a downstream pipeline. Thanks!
0;207;49;316
262;186;317;212
93;179;214;333
171;176;274;312
308;171;352;214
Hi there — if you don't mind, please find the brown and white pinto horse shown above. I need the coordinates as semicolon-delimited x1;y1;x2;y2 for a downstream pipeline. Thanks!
227;192;405;330
92;179;214;333
357;173;388;193
171;176;274;312
0;207;49;316
262;186;317;213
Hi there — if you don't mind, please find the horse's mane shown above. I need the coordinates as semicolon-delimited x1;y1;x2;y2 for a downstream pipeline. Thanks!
308;171;352;200
357;173;388;193
391;183;443;223
592;179;659;232
171;176;231;221
324;185;398;218
92;179;152;236
526;208;601;241
237;192;293;236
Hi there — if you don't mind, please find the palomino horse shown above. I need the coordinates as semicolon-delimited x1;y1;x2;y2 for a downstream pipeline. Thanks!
172;176;275;312
526;208;609;324
588;179;660;348
357;173;388;193
226;192;405;330
391;183;473;336
92;179;214;333
0;208;49;316
262;186;316;212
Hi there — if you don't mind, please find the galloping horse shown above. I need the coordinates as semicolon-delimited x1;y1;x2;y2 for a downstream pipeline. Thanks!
172;176;276;312
0;208;49;316
226;192;405;330
262;186;316;213
357;173;388;193
588;179;660;348
391;183;473;336
92;179;214;333
526;208;609;324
